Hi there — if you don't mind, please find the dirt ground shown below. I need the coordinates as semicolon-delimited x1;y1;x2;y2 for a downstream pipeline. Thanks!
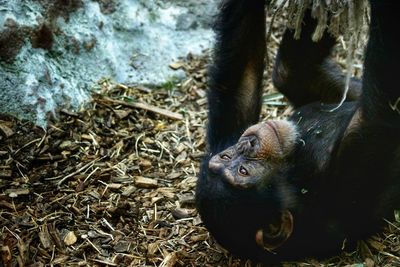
1;13;400;267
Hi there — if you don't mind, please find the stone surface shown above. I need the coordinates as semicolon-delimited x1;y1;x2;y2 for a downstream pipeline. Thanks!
0;0;217;125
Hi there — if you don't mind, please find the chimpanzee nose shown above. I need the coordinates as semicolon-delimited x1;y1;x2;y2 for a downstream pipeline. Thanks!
208;155;225;174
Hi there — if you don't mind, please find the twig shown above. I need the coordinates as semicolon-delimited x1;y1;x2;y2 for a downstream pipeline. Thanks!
389;97;400;114
13;138;41;156
99;96;183;120
56;158;98;185
379;251;400;261
85;237;102;255
101;218;115;232
91;259;117;266
135;133;145;157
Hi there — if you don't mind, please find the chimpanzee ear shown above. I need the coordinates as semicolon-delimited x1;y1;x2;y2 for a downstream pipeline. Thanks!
255;210;293;251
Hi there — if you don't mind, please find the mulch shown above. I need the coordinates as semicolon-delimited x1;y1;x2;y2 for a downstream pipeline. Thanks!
1;14;399;267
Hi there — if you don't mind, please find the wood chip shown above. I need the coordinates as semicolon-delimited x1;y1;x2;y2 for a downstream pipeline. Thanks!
91;259;117;266
0;123;14;137
139;159;152;167
59;140;73;150
365;258;375;267
107;183;122;189
171;208;195;219
367;239;387;251
0;201;14;210
39;227;53;249
1;246;12;265
0;168;12;178
61;109;79;117
121;185;136;196
114;241;130;253
160;252;178;267
64;231;77;246
168;61;184;70
179;194;195;205
134;176;158;189
190;234;208;242
5;188;30;197
114;109;131;119
166;172;182;179
147;241;159;256
48;224;65;251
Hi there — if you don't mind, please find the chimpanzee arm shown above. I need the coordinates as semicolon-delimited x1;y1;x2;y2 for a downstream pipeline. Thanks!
273;11;362;107
207;0;266;153
360;1;399;124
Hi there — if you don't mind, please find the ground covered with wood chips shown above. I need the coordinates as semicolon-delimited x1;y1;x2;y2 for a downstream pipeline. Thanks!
1;18;400;267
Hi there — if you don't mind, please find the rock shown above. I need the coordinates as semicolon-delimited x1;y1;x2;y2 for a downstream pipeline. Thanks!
0;0;217;126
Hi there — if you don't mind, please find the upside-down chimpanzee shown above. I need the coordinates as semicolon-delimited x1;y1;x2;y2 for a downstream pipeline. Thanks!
196;0;400;263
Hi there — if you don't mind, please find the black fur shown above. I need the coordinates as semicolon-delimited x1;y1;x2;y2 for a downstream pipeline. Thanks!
196;0;400;263
272;11;362;107
207;0;266;152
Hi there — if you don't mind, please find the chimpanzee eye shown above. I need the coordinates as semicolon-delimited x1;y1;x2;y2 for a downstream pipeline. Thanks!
238;165;249;176
220;154;231;160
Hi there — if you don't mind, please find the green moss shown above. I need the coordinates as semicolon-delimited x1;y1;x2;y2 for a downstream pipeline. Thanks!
160;76;180;91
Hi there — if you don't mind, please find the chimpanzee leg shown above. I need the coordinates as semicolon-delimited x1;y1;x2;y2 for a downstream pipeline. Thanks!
361;1;400;124
272;11;362;107
334;0;400;238
207;0;266;153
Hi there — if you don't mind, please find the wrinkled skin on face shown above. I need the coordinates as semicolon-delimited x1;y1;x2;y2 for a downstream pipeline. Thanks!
207;120;299;251
209;120;298;188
